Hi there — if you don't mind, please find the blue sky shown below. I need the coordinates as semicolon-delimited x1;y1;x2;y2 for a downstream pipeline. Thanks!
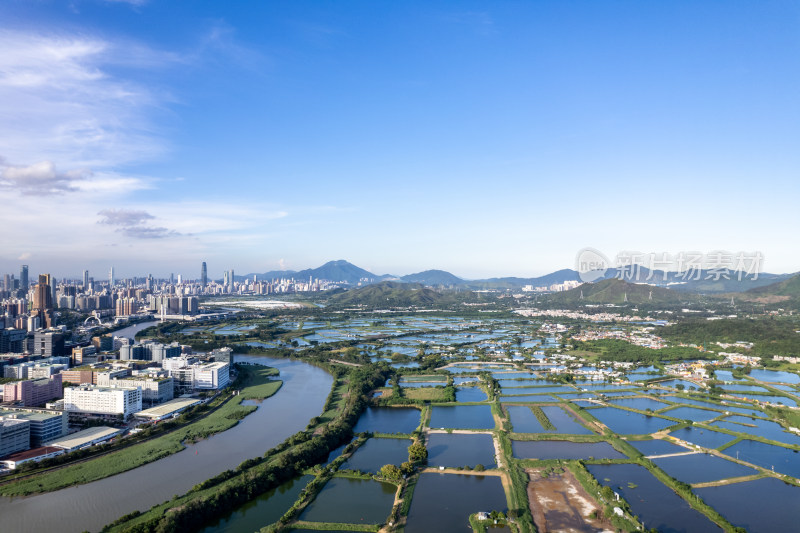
1;1;798;279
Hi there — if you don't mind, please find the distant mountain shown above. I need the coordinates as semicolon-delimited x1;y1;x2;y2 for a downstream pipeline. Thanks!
401;269;464;286
464;269;581;290
327;281;453;308
543;278;698;305
239;259;793;293
245;260;386;285
598;267;791;294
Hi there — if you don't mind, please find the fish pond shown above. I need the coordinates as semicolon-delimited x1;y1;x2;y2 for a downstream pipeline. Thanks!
512;440;625;460
711;415;800;446
669;427;735;449
298;477;396;525
627;439;689;456
659;406;721;422
341;437;411;473
607;397;671;412
429;405;495;430
748;369;800;384
588;407;676;435
586;463;719;532
426;433;496;468
721;439;800;478
455;386;488;402
499;395;558;403
695;477;800;533
404;473;507;533
353;407;421;434
501;385;576;395
651;453;757;484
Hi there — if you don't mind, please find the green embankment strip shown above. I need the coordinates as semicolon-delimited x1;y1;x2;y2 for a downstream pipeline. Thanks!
530;406;555;430
289;520;380;531
1;365;281;497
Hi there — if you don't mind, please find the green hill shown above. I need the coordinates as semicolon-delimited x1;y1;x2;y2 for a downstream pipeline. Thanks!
544;278;696;305
732;273;800;304
327;281;454;308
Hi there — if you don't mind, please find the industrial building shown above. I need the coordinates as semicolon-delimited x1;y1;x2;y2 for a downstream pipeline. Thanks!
64;385;142;418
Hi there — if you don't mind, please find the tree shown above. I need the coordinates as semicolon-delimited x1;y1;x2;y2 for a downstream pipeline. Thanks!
408;441;428;462
379;464;403;482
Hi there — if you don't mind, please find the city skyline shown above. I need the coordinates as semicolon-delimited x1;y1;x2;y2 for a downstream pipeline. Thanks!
1;2;799;278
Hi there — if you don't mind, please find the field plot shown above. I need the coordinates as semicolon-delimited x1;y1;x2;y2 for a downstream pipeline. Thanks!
526;468;612;533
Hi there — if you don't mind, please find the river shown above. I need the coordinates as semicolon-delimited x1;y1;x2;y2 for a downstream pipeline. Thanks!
0;354;332;533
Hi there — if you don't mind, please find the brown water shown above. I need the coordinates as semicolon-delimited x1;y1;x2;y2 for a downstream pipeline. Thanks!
0;355;332;533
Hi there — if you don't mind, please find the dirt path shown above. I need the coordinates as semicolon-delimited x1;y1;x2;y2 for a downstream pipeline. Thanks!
328;359;362;367
426;429;493;435
646;451;698;459
691;473;764;488
421;467;502;476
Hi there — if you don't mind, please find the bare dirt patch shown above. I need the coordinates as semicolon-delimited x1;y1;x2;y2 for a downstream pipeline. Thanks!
526;467;613;533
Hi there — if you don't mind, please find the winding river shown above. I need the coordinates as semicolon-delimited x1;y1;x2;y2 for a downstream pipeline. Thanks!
0;354;332;532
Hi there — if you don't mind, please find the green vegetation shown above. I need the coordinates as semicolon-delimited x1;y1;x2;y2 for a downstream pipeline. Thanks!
403;385;455;402
661;317;800;359
531;406;555;430
573;339;711;363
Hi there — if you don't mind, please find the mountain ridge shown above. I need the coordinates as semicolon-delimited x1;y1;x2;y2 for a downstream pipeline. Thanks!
238;259;793;293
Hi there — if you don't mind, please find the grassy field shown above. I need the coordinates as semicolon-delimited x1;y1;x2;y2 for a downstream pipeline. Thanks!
0;365;281;497
404;387;450;401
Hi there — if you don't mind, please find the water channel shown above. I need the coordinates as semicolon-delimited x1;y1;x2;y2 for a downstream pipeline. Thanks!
0;354;332;532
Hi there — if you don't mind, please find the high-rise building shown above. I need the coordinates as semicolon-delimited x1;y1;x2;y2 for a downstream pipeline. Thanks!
33;275;53;312
201;262;207;288
108;267;114;288
20;265;28;292
228;269;235;292
82;270;89;291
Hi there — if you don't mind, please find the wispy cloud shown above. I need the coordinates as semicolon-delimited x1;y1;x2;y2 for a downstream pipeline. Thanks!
97;208;180;239
97;208;155;226
0;29;177;168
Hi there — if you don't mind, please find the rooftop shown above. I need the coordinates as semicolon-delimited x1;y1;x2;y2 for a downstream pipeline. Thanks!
135;397;202;419
45;426;121;450
1;446;63;462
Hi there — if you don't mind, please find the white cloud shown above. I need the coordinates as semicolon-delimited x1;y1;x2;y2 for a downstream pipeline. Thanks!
0;159;90;194
0;29;176;168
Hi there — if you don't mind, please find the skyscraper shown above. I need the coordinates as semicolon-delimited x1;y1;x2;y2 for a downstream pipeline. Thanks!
82;270;89;291
33;274;53;312
201;262;207;288
109;267;114;288
20;265;29;292
229;269;235;292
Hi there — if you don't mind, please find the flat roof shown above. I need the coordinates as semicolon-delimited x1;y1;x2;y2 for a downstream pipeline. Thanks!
0;409;62;422
135;397;201;419
1;446;63;462
45;426;121;450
